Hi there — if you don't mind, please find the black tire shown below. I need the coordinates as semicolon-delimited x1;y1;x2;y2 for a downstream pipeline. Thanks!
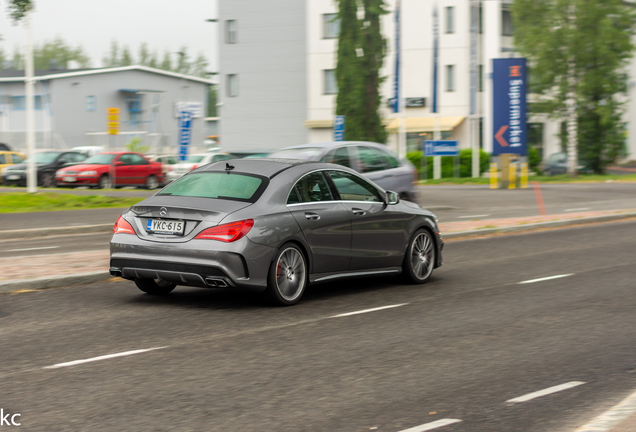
97;175;111;189
142;175;159;190
134;278;176;295
265;243;308;306
401;228;436;284
41;172;56;188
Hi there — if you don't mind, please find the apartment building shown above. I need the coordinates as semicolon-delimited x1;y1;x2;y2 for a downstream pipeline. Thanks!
219;0;636;162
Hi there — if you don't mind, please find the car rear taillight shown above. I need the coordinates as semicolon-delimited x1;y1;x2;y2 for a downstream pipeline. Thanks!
194;219;254;242
113;216;136;235
190;165;199;171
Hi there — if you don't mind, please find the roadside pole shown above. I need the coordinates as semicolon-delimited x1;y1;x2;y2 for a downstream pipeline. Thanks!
431;2;441;179
24;11;36;194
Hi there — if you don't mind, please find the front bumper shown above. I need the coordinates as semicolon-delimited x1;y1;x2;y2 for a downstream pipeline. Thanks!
56;175;99;186
110;233;276;292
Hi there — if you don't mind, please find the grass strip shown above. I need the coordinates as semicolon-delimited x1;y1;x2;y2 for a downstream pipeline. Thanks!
419;173;636;185
0;192;144;213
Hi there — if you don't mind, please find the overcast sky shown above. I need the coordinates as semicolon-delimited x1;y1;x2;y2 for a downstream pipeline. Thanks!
0;0;219;71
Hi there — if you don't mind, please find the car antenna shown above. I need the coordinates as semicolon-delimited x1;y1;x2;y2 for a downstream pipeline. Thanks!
225;162;235;173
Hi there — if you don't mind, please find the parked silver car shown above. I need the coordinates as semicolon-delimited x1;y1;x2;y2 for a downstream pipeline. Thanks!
110;158;443;305
268;141;418;201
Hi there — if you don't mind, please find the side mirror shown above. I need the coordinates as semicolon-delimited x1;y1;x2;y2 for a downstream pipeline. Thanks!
385;190;400;205
115;161;124;166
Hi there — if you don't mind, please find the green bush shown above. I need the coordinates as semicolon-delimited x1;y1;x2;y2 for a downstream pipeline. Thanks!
125;136;149;154
528;147;541;173
407;149;490;179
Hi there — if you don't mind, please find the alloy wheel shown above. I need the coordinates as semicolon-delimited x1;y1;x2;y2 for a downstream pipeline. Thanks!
410;231;434;280
274;247;306;302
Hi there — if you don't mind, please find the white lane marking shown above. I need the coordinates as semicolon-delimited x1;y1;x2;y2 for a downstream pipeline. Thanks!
43;346;168;369
397;419;462;432
6;246;60;252
565;208;591;212
507;381;586;403
519;274;574;284
457;214;490;218
575;388;636;431
331;304;408;318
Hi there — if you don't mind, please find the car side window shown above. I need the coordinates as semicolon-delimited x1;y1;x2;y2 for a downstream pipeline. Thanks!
0;155;5;164
322;147;353;168
373;147;399;169
356;146;386;173
292;172;334;203
132;154;148;165
328;170;382;202
73;153;87;163
11;154;23;163
287;187;301;204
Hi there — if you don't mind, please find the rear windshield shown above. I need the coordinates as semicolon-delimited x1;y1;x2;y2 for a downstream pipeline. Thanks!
24;152;60;164
157;172;267;202
82;154;116;164
268;147;323;160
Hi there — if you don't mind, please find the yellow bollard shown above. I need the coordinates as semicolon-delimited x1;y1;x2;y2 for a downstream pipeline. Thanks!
520;162;528;189
508;162;516;189
490;163;497;189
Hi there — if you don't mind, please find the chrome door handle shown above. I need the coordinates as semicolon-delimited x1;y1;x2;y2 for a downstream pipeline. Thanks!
304;212;320;220
352;208;366;216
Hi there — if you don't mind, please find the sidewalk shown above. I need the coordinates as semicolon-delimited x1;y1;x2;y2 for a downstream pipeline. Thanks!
1;207;635;292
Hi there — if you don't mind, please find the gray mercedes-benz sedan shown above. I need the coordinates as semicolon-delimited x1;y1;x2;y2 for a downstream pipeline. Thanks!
110;158;443;305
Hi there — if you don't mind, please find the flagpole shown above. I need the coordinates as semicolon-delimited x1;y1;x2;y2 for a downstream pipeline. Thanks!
393;0;406;158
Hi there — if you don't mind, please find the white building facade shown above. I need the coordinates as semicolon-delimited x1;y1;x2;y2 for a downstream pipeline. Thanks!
219;0;636;162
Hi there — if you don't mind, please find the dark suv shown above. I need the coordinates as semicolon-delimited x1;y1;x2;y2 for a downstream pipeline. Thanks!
2;151;87;187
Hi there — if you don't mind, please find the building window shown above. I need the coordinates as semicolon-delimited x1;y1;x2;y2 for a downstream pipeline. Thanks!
479;65;483;92
502;9;514;36
227;74;239;97
446;65;455;92
445;7;454;34
323;13;341;38
324;69;337;94
11;96;25;110
226;20;237;43
85;95;96;111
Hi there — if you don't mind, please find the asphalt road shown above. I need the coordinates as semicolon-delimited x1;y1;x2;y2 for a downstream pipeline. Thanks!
2;183;636;233
1;221;635;431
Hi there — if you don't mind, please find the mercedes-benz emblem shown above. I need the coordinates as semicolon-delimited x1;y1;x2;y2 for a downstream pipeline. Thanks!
159;207;168;217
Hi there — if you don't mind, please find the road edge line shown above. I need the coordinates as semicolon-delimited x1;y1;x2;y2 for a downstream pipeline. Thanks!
575;389;636;431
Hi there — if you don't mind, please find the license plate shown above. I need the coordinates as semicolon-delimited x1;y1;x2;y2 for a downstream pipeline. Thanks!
6;175;20;180
63;176;76;182
146;219;185;235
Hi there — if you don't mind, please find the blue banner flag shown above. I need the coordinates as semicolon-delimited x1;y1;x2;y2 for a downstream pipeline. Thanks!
177;110;193;161
392;0;401;113
492;58;527;156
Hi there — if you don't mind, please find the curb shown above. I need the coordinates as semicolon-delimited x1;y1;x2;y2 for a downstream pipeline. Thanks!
0;271;113;294
1;224;113;240
442;212;636;239
575;389;636;431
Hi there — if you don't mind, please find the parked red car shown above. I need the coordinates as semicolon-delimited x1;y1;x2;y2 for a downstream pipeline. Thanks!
55;151;165;189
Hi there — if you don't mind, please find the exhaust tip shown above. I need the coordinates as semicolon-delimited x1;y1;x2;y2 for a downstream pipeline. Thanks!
205;278;228;287
109;268;123;277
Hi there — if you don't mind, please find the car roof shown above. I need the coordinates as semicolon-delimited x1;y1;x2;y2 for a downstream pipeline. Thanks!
198;158;318;178
278;141;388;150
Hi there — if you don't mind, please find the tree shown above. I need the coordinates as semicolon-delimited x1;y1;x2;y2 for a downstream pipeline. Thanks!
34;37;90;69
359;0;388;144
6;0;32;21
102;40;120;67
512;0;636;174
335;0;366;141
120;45;133;66
335;0;388;143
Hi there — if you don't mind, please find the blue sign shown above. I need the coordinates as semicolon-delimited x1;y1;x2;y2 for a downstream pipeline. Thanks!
492;58;527;156
177;110;193;161
392;0;401;113
424;140;459;156
334;115;345;141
